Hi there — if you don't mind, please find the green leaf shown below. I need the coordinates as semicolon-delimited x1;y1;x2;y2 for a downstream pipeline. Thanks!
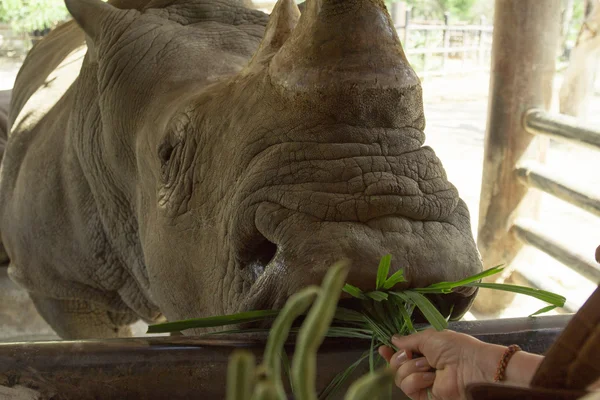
411;287;453;294
466;282;565;307
397;303;416;335
423;265;505;290
281;351;293;393
529;305;558;317
383;269;406;289
333;307;365;323
343;284;367;299
369;336;376;373
146;309;279;333
366;291;389;302
391;291;448;331
376;254;393;290
318;352;370;400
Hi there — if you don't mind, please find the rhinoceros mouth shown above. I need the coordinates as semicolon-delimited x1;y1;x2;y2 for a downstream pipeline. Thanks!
230;199;480;320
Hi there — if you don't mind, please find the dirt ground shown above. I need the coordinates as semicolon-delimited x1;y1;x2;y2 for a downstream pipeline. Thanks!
0;56;598;340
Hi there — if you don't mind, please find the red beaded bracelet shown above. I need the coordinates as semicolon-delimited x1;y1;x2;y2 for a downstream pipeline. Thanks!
494;344;522;382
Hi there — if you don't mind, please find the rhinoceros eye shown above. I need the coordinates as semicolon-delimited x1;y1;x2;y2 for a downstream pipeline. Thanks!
158;141;175;165
158;133;183;185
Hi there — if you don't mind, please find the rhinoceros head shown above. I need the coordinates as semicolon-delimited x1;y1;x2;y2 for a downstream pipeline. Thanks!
65;0;482;328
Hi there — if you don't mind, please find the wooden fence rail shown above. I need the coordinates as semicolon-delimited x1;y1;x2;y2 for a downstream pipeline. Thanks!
395;9;493;77
476;0;600;314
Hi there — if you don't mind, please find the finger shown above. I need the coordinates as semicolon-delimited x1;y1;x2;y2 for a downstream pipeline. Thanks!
397;371;436;399
391;329;436;356
389;348;414;371
395;357;433;384
378;345;395;363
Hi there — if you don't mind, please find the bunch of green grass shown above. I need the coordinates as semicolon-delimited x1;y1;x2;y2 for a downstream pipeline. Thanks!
222;261;395;400
148;256;566;399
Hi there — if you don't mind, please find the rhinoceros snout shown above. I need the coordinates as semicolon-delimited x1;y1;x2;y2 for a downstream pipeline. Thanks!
232;199;480;320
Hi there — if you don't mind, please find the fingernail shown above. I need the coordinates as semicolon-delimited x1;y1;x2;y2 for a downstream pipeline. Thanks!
396;351;407;364
391;334;402;343
422;372;436;382
415;358;428;368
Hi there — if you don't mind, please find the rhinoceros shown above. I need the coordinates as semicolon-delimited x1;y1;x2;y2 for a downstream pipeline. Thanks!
0;0;482;339
0;90;9;159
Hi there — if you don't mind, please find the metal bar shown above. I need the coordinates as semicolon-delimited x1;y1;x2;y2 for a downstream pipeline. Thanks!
0;316;570;400
512;218;600;284
516;162;600;217
474;0;562;314
524;108;600;151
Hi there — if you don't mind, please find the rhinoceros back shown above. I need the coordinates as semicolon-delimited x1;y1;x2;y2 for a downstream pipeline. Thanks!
0;21;85;269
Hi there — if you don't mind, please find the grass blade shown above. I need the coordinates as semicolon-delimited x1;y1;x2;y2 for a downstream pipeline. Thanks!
397;303;416;335
281;350;293;394
343;368;395;400
366;291;389;302
147;309;279;333
376;254;392;290
465;282;565;307
391;291;447;331
334;307;365;323
423;265;505;290
369;336;375;373
343;284;367;300
529;305;558;317
318;352;370;400
383;269;406;289
226;351;255;400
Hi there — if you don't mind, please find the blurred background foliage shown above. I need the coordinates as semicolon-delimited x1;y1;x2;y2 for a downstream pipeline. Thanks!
0;0;69;33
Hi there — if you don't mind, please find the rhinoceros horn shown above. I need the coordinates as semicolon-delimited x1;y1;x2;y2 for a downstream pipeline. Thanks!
268;0;420;92
248;0;300;67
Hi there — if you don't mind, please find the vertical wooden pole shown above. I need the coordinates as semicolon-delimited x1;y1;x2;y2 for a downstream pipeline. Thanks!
442;12;450;74
423;30;429;72
403;8;411;48
473;0;562;314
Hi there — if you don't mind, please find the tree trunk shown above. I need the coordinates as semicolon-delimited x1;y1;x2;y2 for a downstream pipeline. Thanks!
559;0;600;118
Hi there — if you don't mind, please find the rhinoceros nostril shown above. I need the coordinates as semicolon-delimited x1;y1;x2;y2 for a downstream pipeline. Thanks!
242;234;278;278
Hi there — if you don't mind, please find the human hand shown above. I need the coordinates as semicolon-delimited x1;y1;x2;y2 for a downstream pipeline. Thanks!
379;329;542;400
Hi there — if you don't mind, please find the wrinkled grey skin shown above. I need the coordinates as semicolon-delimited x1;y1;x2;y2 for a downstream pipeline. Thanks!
0;90;9;160
0;0;482;339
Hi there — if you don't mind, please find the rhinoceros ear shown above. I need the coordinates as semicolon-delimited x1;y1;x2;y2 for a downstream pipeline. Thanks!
65;0;125;42
246;0;300;68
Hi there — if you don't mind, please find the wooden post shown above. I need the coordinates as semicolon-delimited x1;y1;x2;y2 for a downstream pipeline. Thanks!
423;30;429;73
473;0;562;314
391;1;407;26
403;8;411;48
442;12;450;74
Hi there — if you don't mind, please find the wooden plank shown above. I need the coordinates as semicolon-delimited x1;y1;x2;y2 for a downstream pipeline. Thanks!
0;316;571;400
516;162;600;217
524;108;600;151
512;218;600;284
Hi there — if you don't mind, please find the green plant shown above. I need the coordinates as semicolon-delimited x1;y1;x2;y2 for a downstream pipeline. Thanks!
0;0;69;33
148;256;566;399
223;261;395;400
